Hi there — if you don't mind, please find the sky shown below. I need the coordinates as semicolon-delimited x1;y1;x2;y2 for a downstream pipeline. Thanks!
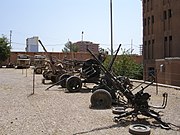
0;0;142;54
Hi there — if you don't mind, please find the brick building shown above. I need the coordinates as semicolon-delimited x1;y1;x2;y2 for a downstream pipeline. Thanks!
73;41;99;53
142;0;180;86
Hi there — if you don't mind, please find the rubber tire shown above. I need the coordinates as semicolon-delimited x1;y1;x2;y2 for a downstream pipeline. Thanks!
59;74;71;88
51;75;57;83
90;89;112;109
43;71;53;80
35;67;42;74
66;76;82;92
129;124;151;135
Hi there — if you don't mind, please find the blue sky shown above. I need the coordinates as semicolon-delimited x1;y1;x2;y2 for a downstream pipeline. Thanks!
0;0;142;54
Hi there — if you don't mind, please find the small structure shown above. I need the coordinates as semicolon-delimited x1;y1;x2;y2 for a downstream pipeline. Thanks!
73;41;99;54
33;55;46;74
15;54;30;69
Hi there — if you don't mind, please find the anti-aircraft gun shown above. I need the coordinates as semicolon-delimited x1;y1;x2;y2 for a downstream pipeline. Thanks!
45;49;107;92
87;48;170;129
38;40;66;83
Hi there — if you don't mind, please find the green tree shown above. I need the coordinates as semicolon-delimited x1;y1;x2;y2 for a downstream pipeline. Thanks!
62;41;78;52
103;49;143;80
0;35;11;65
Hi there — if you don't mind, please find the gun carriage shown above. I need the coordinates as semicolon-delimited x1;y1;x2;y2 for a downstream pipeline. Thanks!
87;47;170;129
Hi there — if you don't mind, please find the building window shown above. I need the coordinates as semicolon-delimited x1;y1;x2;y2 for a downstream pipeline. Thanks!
151;15;154;23
151;15;154;34
164;11;167;20
144;41;147;59
152;39;154;59
168;9;172;18
148;17;150;35
163;11;167;31
169;36;172;41
147;0;149;12
151;0;153;10
148;40;151;59
169;36;172;56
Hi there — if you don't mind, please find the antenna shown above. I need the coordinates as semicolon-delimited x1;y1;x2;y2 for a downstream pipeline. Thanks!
81;31;84;41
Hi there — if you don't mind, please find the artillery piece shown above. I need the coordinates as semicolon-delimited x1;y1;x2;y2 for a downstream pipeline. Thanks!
46;44;124;93
38;40;66;83
87;48;170;129
45;51;106;92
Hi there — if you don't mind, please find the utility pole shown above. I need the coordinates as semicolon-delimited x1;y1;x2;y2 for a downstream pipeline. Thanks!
131;39;133;55
9;30;12;64
110;0;113;58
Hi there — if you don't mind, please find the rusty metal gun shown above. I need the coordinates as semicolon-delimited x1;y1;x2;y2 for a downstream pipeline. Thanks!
87;47;170;129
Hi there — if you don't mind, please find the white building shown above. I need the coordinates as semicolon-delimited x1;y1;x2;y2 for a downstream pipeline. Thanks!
26;36;39;52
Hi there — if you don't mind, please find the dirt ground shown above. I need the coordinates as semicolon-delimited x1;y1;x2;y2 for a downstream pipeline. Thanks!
0;68;179;135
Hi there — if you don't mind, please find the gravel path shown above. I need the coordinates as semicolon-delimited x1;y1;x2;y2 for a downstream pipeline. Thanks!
0;68;179;135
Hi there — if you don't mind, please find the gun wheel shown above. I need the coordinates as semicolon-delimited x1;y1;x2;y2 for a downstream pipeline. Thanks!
35;67;42;74
129;124;151;135
43;71;53;80
66;76;82;92
59;74;71;88
90;89;112;109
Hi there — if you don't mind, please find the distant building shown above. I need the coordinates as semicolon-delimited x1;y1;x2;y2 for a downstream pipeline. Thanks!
26;36;39;52
142;0;180;86
74;41;99;53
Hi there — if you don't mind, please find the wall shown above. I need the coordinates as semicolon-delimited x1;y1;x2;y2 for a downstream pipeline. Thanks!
6;52;93;66
4;52;142;67
155;58;180;86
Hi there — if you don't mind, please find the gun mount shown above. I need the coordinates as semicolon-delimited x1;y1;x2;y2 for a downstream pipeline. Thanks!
45;53;106;92
38;40;66;83
87;48;170;129
45;48;108;92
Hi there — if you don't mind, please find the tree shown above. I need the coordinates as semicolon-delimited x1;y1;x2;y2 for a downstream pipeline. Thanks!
62;41;78;52
103;49;143;80
0;35;11;65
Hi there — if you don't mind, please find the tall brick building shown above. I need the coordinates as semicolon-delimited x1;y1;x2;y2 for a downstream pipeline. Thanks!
142;0;180;86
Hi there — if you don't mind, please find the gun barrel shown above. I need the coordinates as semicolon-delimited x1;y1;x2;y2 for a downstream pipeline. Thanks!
87;48;135;101
108;44;121;71
38;40;56;73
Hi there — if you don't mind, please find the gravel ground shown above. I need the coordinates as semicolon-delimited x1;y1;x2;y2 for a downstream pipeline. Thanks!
0;68;179;135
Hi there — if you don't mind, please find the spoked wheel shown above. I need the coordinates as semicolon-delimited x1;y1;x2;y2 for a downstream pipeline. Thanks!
59;74;71;88
90;89;112;109
129;124;151;135
66;76;82;92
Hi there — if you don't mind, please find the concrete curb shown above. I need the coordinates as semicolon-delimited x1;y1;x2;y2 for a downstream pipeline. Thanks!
131;79;180;90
